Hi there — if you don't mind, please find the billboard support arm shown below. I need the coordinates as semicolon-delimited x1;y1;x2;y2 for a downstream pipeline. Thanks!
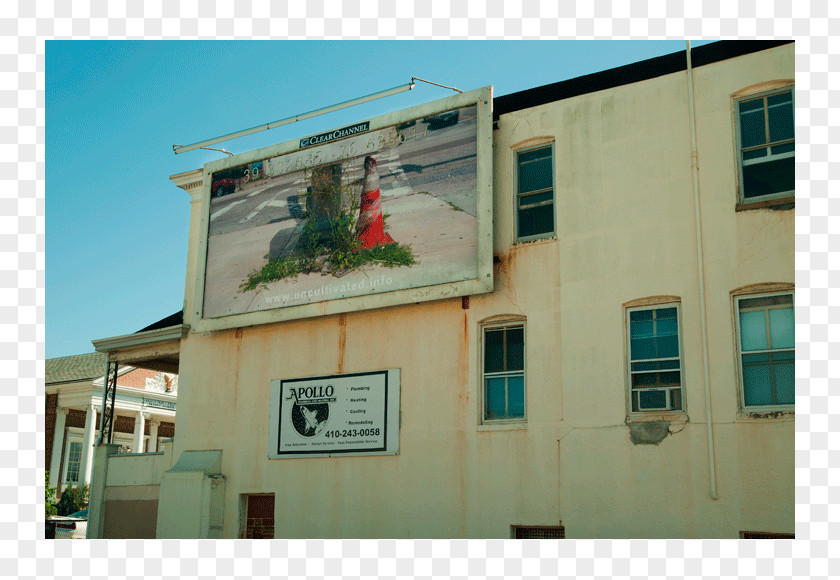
173;80;416;155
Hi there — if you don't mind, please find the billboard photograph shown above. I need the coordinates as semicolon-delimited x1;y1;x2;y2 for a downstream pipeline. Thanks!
196;88;492;328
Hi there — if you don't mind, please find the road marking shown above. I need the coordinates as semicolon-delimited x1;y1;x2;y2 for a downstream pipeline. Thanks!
240;193;291;223
210;199;246;222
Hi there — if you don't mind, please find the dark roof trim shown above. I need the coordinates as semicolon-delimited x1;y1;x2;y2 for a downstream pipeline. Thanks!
136;310;184;333
493;40;793;122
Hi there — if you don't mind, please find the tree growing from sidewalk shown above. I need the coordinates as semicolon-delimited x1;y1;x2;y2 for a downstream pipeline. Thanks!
240;162;416;292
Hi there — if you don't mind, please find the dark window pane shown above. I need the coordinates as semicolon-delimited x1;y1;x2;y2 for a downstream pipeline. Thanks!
485;377;506;419
484;329;504;373
657;307;678;320
767;91;794;142
671;389;683;411
506;327;524;371
743;148;768;161
632;372;657;387
518;155;553;193
507;375;525;418
518;191;554;207
518;203;554;238
740;108;767;148
518;146;552;164
658;371;681;387
638;390;667;410
771;142;794;155
741;294;792;309
743;156;794;198
742;352;771;364
630;310;653;322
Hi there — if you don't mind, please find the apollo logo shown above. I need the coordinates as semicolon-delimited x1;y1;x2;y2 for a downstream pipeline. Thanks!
287;385;335;437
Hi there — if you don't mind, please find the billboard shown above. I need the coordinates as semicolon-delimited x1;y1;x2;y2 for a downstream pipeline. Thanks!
193;87;493;331
267;369;400;459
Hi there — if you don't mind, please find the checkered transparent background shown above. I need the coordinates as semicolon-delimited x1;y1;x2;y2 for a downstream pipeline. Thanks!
4;0;836;577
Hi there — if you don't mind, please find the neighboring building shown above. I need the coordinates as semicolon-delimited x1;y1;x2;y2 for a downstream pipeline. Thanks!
88;40;794;539
46;352;177;496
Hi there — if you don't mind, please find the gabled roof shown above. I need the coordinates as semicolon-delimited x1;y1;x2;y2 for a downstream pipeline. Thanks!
45;352;107;386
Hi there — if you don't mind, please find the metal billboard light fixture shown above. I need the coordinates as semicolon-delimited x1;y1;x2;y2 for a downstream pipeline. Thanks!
173;80;417;155
173;77;463;155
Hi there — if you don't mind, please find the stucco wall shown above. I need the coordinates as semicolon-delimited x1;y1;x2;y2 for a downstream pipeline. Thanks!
165;44;793;538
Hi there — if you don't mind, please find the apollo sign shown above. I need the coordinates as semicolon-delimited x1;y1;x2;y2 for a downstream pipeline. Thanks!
268;369;400;458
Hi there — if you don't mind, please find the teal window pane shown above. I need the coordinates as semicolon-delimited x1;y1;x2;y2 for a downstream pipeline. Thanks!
630;337;655;360
485;377;507;419
742;362;773;406
740;310;768;351
630;310;652;322
655;335;679;358
773;360;795;405
743;148;768;161
657;316;678;336
631;319;654;339
769;307;794;349
508;375;525;418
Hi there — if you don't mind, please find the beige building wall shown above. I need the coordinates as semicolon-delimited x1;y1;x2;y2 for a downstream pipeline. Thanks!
163;44;793;538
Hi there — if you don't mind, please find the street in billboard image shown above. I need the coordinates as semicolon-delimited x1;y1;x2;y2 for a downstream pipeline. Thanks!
202;105;478;319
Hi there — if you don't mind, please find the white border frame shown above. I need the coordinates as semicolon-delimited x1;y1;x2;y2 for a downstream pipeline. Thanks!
192;87;494;333
625;302;686;416
734;290;795;411
480;321;527;424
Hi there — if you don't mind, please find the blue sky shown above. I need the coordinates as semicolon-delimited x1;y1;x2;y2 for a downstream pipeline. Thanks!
46;40;713;359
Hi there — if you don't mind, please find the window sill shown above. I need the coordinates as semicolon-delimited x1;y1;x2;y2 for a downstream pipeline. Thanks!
736;409;794;421
477;421;527;432
626;412;688;424
736;196;794;212
513;234;557;246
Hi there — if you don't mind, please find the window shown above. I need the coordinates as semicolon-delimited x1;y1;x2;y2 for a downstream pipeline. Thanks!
736;88;794;203
627;305;684;413
483;324;525;421
736;293;794;408
516;144;554;240
63;440;82;484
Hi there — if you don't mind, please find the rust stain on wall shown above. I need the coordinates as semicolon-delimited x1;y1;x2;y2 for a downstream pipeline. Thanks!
337;313;347;373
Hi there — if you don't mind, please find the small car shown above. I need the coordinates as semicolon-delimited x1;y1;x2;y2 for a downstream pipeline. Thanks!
50;508;88;539
422;110;459;129
211;177;237;198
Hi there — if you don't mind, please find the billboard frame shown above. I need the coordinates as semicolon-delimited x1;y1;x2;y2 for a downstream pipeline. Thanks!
191;86;494;333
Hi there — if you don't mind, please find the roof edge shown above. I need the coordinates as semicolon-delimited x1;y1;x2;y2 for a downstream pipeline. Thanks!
493;40;793;121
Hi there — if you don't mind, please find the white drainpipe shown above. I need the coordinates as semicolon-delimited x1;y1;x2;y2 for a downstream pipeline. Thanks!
686;41;719;500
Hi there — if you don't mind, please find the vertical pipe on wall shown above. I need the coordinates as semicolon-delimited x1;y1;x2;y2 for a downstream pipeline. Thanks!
686;41;719;500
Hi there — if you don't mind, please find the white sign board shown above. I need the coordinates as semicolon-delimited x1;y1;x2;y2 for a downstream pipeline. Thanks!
268;369;400;458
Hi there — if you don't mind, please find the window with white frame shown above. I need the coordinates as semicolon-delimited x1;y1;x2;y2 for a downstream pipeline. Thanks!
627;305;684;413
736;88;794;203
483;323;525;421
516;144;554;240
736;293;794;408
63;439;82;484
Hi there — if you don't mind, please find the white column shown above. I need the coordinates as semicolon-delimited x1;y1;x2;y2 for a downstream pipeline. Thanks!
133;411;148;453
80;404;97;486
148;418;160;452
49;407;68;489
